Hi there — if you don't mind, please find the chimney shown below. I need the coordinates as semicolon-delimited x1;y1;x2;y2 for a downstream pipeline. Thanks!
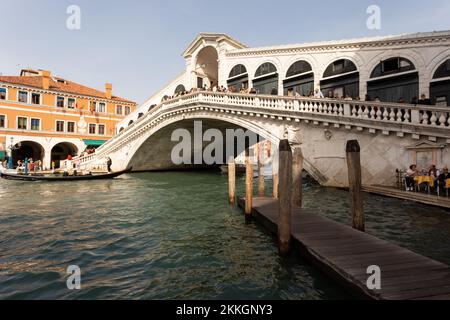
40;70;51;90
105;83;112;99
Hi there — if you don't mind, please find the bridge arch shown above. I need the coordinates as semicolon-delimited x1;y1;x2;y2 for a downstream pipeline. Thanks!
227;64;249;92
194;46;219;88
253;62;279;95
119;109;325;184
320;58;360;99
283;60;314;96
174;84;186;95
367;57;419;103
430;58;450;106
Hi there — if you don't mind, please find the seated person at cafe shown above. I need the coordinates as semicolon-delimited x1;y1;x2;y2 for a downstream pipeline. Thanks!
405;165;419;191
438;167;450;188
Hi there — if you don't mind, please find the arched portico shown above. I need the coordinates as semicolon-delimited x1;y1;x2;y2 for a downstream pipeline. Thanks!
194;46;219;89
11;141;44;167
51;142;78;168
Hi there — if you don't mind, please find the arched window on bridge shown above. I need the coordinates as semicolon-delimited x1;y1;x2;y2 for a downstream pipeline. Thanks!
128;120;134;126
227;64;248;92
320;59;359;99
253;62;278;95
148;104;157;112
430;59;450;107
367;57;418;104
284;60;313;97
174;85;186;95
119;127;125;133
138;113;144;119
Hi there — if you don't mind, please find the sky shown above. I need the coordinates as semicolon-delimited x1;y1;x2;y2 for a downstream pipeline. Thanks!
0;0;449;104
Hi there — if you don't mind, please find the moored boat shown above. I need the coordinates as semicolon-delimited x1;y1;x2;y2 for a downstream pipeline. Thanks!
0;168;132;182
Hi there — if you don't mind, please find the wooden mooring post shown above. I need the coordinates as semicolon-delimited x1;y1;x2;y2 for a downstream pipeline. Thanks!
292;147;303;208
257;144;265;197
228;156;236;206
272;150;279;199
346;140;365;232
245;149;253;223
278;139;293;256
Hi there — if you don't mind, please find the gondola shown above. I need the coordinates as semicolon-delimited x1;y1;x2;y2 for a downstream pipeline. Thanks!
0;168;132;182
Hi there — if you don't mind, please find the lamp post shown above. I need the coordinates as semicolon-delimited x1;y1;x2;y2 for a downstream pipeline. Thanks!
7;137;20;169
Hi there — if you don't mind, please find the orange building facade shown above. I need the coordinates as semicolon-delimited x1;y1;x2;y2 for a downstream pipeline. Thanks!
0;69;137;169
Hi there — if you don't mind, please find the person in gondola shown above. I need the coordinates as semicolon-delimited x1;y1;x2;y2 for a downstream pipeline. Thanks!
106;157;112;173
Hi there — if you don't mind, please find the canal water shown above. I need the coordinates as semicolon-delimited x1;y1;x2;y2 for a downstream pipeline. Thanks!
0;172;449;300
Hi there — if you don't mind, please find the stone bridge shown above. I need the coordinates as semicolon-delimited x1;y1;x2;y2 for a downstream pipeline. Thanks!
77;91;450;187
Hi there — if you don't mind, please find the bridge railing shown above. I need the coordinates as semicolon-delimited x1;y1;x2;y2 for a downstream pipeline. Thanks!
74;91;450;167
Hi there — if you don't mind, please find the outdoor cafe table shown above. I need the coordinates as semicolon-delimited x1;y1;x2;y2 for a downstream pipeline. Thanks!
414;176;435;187
446;179;450;189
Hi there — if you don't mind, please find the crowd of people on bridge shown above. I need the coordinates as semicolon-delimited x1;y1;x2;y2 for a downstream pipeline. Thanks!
161;83;436;107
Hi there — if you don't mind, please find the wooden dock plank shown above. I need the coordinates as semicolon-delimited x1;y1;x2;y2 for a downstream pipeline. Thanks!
363;185;450;210
238;197;450;300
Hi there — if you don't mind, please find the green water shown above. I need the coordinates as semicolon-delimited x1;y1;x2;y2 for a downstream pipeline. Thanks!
0;172;449;300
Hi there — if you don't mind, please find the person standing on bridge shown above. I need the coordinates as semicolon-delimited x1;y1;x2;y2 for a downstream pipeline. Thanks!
314;87;324;99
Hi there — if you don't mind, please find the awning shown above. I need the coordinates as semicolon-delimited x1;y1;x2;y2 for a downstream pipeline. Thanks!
83;140;107;147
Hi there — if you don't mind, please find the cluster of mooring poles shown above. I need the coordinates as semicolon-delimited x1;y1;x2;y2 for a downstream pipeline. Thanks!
228;139;364;256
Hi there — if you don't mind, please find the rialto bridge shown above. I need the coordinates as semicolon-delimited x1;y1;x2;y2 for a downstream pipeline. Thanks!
77;91;450;187
76;32;450;187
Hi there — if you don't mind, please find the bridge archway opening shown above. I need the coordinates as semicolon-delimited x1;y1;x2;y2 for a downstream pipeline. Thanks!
127;118;269;172
51;142;78;168
430;59;450;106
320;59;359;99
12;141;44;167
254;62;279;95
367;57;418;103
195;46;219;89
227;64;248;92
284;60;314;96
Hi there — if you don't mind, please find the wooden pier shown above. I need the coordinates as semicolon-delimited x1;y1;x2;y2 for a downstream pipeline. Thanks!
237;197;450;300
363;185;450;210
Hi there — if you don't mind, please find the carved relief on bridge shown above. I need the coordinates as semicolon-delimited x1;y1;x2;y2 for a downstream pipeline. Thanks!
406;140;446;169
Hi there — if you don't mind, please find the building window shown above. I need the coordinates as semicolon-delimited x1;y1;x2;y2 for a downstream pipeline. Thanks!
31;118;40;131
0;115;6;128
17;117;27;130
90;101;98;113
57;96;65;108
0;88;6;100
89;124;96;134
67;121;75;133
31;93;41;105
18;91;28;103
97;102;106;113
68;98;76;109
98;124;105;135
116;105;123;115
125;106;131;115
56;120;65;132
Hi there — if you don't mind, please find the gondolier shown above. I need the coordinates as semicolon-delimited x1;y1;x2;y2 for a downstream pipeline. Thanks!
106;157;112;173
